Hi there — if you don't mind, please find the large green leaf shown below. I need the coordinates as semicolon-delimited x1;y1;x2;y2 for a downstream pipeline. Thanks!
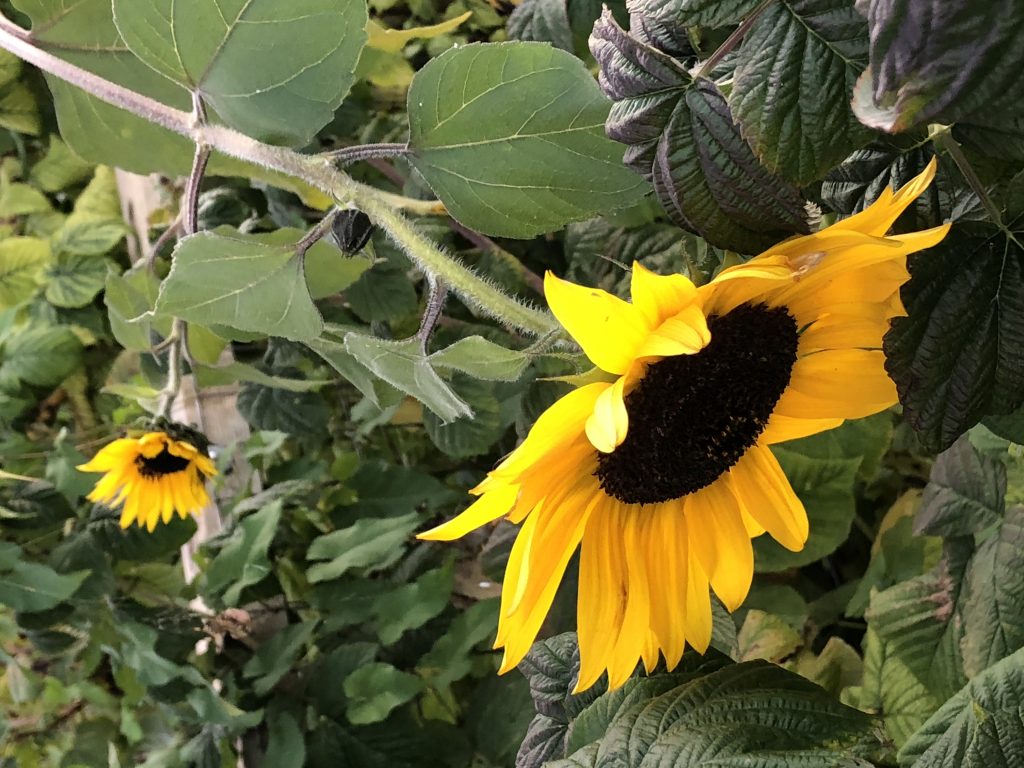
201;500;282;607
852;0;1024;134
155;231;324;342
242;620;318;696
633;0;760;28
899;646;1024;767
884;224;1024;452
959;505;1024;678
343;662;425;725
343;333;472;421
590;11;809;254
0;559;88;613
731;0;872;183
507;0;573;53
44;252;109;308
0;324;82;389
111;0;367;145
0;237;49;308
407;42;648;238
372;565;453;645
915;436;1006;538
306;512;421;583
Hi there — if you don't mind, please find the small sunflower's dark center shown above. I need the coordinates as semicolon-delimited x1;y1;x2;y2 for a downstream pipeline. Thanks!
595;303;798;504
136;448;191;478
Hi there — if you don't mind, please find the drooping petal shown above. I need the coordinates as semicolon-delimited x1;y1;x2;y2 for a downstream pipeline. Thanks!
730;444;808;552
682;517;713;654
838;157;937;237
759;412;845;444
645;501;687;670
418;483;519;541
685;477;754;612
634;303;712;359
606;512;651;689
777;349;898;420
544;271;652;374
585;376;629;453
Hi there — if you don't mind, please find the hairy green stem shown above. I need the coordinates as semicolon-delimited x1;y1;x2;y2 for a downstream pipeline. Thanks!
0;14;556;337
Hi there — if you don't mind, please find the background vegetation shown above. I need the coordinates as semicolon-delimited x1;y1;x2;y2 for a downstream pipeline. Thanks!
0;0;1023;766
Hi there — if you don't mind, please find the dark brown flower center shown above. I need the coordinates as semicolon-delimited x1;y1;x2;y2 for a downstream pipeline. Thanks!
595;303;798;504
136;447;191;478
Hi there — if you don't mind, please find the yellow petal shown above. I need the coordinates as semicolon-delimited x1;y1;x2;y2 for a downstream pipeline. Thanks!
682;517;713;654
646;502;687;670
759;412;845;445
418;483;519;541
544;271;651;374
685;477;754;612
629;262;698;328
585;376;629;453
607;513;650;689
778;349;898;420
838;157;937;237
729;445;808;552
575;500;627;693
635;303;711;359
76;438;137;473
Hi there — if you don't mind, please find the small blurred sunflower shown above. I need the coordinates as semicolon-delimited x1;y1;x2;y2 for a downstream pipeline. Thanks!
420;159;950;691
78;423;217;532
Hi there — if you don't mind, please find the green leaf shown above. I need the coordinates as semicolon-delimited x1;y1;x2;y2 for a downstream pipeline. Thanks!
0;237;50;308
344;263;419;322
899;646;1024;767
754;447;860;571
407;41;648;238
884;224;1024;452
236;227;371;300
866;540;971;702
373;565;453;645
0;560;87;613
0;80;40;136
51;221;127;257
590;12;810;253
418;599;500;691
0;324;82;389
423;377;506;458
202;500;282;607
341;459;452;519
343;662;425;725
194;361;327;392
737;609;802;663
112;0;367;145
44;251;109;308
959;505;1024;678
916;436;1006;537
262;708;305;768
0;182;50;218
236;382;330;441
242;620;318;696
843;628;940;749
569;660;873;767
507;0;574;53
104;266;167;351
731;0;872;183
429;336;530;382
343;333;472;421
305;331;402;408
155;231;324;342
306;512;421;583
852;0;1024;134
30;136;94;193
641;0;760;27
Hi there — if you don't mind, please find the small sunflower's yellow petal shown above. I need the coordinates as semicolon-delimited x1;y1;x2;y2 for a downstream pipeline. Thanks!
119;491;139;528
682;516;713;654
629;262;698;328
838;157;937;237
87;470;125;504
167;440;198;460
490;382;608;482
759;413;845;444
194;454;217;478
575;500;627;693
730;445;808;552
418;484;519;541
585;376;629;453
607;513;650;689
685;478;753;612
635;304;711;359
544;271;652;374
137;433;167;459
76;438;137;473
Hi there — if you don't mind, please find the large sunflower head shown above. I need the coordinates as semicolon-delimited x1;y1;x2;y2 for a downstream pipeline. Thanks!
419;160;950;692
77;422;217;532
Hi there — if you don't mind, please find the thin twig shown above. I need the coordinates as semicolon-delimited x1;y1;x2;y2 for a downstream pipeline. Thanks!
295;210;339;257
324;142;410;166
156;319;185;419
693;0;775;80
417;275;448;355
147;212;182;270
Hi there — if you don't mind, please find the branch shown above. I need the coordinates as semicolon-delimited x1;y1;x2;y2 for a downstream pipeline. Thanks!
324;142;410;166
0;14;556;338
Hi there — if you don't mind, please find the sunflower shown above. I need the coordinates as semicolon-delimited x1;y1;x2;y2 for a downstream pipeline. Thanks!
419;160;949;692
77;424;217;532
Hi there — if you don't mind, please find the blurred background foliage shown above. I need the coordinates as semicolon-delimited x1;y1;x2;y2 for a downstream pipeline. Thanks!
0;0;1023;766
